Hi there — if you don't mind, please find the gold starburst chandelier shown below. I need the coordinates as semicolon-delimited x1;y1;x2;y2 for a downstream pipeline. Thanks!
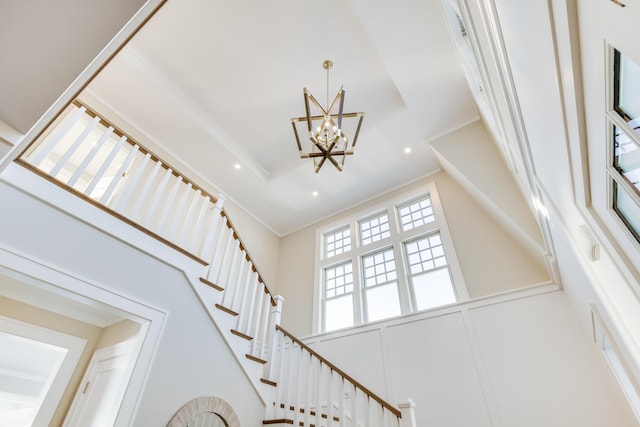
291;60;364;173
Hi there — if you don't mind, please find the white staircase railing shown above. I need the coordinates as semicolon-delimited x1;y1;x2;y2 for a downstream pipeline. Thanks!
266;325;404;427
17;99;412;427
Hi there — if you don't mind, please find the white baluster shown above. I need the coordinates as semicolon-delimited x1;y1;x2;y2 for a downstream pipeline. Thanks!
283;337;295;420
167;182;192;240
304;352;315;426
265;296;284;380
376;401;384;427
316;360;323;427
351;384;358;427
130;159;162;221
188;195;211;254
50;115;100;178
142;167;172;228
68;126;113;188
240;271;258;335
206;216;228;281
156;175;183;233
230;258;248;315
84;134;127;198
294;345;304;426
201;197;225;263
250;291;266;356
214;228;234;285
274;330;287;419
115;152;151;212
362;395;369;427
220;243;240;306
100;144;139;206
228;251;247;313
327;367;334;427
258;291;271;359
238;265;257;334
339;377;346;427
177;189;202;246
29;105;86;167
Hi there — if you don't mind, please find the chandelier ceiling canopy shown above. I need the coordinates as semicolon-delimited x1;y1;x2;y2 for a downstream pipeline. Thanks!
291;60;364;173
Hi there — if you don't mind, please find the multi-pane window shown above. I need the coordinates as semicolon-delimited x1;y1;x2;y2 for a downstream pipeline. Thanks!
362;248;401;322
324;226;351;258
359;212;390;245
405;233;456;311
610;49;640;243
316;185;465;333
323;262;354;331
397;195;435;231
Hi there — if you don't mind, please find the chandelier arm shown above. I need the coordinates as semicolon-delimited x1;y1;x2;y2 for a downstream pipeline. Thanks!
291;121;303;152
327;88;342;116
337;87;345;130
314;155;329;173
307;93;328;116
291;112;362;122
327;154;343;171
303;89;313;133
351;114;365;148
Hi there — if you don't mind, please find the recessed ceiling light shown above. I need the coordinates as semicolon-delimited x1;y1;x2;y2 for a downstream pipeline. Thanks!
312;191;318;197
234;163;242;170
404;147;412;154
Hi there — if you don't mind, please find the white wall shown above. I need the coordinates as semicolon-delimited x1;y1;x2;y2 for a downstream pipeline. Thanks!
0;0;149;134
0;177;265;426
305;291;638;426
276;169;549;337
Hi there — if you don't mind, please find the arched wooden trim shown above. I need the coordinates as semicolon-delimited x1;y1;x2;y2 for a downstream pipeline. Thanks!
166;396;240;427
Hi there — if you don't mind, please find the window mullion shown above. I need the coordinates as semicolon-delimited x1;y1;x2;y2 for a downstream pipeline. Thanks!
349;220;364;326
393;243;412;314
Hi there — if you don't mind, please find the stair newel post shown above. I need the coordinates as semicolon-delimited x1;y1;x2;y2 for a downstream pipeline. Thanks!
265;295;284;381
204;195;225;281
398;399;416;427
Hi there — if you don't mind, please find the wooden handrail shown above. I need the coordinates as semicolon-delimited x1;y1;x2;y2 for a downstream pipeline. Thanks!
15;160;209;266
71;100;219;205
275;324;401;418
221;210;276;306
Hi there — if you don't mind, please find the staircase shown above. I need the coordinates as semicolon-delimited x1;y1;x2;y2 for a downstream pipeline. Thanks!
17;100;416;427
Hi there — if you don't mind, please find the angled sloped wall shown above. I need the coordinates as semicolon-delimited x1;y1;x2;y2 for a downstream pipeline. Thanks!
0;173;265;426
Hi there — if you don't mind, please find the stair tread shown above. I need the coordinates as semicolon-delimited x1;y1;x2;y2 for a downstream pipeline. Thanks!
215;303;239;316
246;353;267;364
199;277;224;291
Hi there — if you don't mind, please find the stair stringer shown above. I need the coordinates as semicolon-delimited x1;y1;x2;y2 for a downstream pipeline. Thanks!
184;272;277;406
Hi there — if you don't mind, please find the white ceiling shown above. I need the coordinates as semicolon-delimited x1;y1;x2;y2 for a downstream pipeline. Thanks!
84;0;479;236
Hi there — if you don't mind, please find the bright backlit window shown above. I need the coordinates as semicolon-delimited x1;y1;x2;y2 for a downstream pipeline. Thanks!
359;212;391;245
324;226;351;258
610;48;640;244
315;184;466;333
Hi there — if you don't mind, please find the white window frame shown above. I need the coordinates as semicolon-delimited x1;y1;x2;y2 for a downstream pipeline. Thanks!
312;182;468;333
606;46;640;250
592;305;640;422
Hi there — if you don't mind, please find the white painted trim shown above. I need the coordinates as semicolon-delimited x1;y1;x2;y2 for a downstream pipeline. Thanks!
591;304;640;423
0;0;167;174
63;339;137;426
313;181;470;334
303;282;556;342
0;245;168;427
0;315;86;427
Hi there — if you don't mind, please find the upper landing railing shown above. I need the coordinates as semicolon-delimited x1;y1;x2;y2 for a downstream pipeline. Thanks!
17;100;409;427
